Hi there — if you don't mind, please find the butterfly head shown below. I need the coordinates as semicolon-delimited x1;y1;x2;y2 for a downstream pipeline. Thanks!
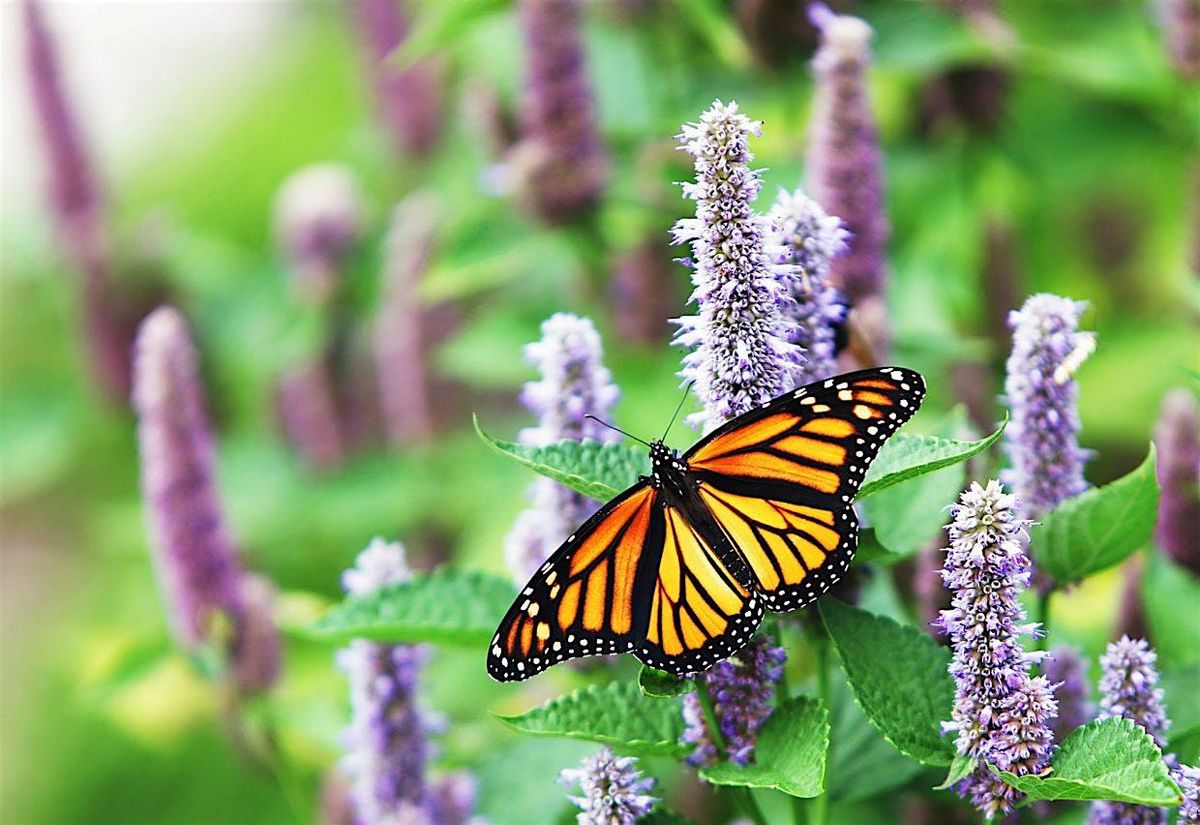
647;440;689;492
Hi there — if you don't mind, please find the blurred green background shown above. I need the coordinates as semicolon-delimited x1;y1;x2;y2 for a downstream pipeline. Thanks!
1;0;1196;822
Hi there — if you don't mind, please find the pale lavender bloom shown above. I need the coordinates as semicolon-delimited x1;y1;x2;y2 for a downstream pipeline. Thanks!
805;4;889;307
375;194;441;446
1178;764;1200;823
1089;636;1172;825
504;314;619;584
273;164;365;305
1002;293;1095;520
350;0;443;157
768;188;849;385
512;0;608;223
337;539;477;825
560;747;657;825
1153;389;1200;573
681;637;787;766
24;0;130;402
134;307;248;652
672;100;799;432
1159;0;1200;80
1043;646;1091;742
938;481;1058;819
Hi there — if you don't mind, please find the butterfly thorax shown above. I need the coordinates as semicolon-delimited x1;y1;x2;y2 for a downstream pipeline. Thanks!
645;440;696;502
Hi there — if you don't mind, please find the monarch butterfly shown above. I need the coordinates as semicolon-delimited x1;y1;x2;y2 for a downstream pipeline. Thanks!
487;366;925;681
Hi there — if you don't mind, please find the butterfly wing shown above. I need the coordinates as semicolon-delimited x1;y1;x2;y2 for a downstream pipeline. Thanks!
634;503;764;676
685;367;924;611
487;484;661;681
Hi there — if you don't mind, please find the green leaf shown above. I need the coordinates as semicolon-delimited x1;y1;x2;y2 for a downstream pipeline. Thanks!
496;681;687;757
475;416;648;503
819;598;956;766
857;419;1006;500
990;718;1181;806
1142;552;1200;669
1029;447;1160;583
700;696;829;798
852;528;901;566
302;569;515;646
638;666;693;698
826;668;925;802
934;753;977;791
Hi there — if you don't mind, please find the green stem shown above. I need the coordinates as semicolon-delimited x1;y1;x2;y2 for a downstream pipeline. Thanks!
696;680;771;825
771;621;790;705
809;637;831;825
1035;587;1053;653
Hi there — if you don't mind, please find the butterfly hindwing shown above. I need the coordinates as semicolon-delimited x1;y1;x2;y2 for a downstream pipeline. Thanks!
635;504;764;676
686;367;926;509
487;484;659;681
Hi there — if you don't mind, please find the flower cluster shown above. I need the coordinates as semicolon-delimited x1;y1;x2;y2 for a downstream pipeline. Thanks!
273;163;364;306
337;538;476;825
512;0;608;222
1178;764;1200;824
1153;389;1200;573
504;313;620;584
938;480;1058;819
560;747;657;825
1088;636;1172;825
1003;293;1094;519
682;637;787;766
805;4;889;308
767;187;849;386
672;100;799;431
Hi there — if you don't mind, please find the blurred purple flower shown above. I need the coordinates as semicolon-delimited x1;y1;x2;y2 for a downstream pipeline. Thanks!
1043;646;1091;742
23;0;133;402
134;307;275;687
1178;764;1200;823
938;480;1057;819
682;637;786;767
1002;293;1094;520
350;0;444;157
375;194;441;446
1160;0;1200;80
230;573;282;696
512;0;608;223
276;361;348;471
273;164;365;306
768;187;849;385
504;313;619;584
338;538;477;825
1153;389;1200;573
611;236;678;345
805;4;889;309
560;746;657;824
672;100;799;431
1089;636;1171;825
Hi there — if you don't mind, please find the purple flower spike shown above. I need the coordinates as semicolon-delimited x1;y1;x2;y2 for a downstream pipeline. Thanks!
672;100;800;432
768;188;849;385
1178;764;1200;823
1153;389;1200;573
1003;293;1095;520
134;307;248;654
504;314;619;584
938;481;1058;819
273;164;365;306
682;637;786;767
1042;646;1091;742
805;5;889;308
1089;636;1172;825
512;0;608;223
351;0;444;157
338;539;478;825
560;746;657;825
1160;0;1200;80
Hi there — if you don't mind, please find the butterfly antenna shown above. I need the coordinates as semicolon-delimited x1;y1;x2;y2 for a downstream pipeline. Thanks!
584;415;652;448
662;382;695;441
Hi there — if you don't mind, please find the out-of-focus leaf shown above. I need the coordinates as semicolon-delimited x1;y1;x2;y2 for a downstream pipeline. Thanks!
1142;552;1200;670
302;569;515;646
475;737;593;825
991;718;1181;806
826;669;925;801
819;598;956;767
496;681;687;757
858;420;1006;499
392;0;509;68
700;697;829;798
1029;447;1159;583
475;417;648;503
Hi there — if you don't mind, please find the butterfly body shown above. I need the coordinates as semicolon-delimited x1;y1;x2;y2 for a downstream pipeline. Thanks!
488;367;925;682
